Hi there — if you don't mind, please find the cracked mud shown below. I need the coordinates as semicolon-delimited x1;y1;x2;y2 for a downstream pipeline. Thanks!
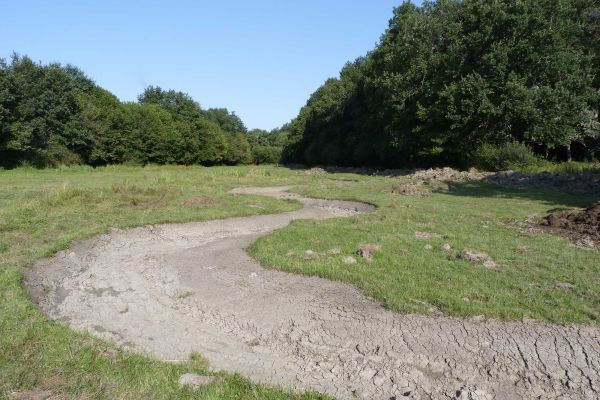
26;187;600;399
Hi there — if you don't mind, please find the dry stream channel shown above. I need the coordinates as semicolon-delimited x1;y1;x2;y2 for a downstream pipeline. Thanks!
26;187;600;399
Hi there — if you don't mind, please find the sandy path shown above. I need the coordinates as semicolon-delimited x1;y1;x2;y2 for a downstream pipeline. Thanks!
26;187;600;399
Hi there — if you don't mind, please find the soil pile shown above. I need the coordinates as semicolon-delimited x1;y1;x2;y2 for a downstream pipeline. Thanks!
298;164;600;194
542;202;600;245
411;167;490;182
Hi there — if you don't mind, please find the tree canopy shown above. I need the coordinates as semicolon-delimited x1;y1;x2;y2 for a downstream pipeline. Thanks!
283;0;600;168
5;1;600;169
0;55;277;168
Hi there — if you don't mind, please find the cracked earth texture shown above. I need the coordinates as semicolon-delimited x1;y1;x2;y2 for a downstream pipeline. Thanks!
25;187;600;399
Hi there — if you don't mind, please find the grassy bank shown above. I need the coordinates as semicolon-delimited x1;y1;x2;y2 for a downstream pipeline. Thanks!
1;164;599;399
251;171;600;324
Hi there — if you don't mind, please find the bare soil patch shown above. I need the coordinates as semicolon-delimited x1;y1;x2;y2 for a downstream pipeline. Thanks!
540;202;600;247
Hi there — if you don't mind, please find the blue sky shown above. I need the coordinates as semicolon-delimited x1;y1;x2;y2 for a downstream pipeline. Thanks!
1;1;416;130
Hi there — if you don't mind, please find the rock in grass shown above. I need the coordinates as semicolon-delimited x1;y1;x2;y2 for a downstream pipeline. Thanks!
342;256;357;265
555;282;574;290
357;244;380;262
424;244;433;250
178;373;215;390
458;249;496;268
441;243;452;252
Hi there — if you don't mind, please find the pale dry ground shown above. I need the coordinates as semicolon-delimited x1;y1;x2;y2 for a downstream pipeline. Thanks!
26;187;600;400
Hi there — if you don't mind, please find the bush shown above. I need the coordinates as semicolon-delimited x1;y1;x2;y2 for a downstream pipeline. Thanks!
252;145;281;164
474;142;541;171
43;143;83;167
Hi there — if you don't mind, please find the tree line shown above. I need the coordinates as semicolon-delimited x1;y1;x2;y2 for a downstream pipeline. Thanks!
0;54;287;168
282;0;600;169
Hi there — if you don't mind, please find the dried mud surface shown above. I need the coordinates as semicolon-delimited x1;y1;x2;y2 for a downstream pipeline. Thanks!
26;187;600;399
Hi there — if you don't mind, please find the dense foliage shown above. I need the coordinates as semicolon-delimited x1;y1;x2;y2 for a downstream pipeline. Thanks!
0;55;280;168
283;0;600;168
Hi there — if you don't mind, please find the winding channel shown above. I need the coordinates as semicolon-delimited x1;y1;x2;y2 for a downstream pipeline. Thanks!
26;187;600;399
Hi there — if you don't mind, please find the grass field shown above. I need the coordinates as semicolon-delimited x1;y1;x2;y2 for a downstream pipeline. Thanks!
1;164;599;399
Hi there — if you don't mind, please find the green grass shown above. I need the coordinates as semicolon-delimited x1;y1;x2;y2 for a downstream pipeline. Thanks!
0;165;328;400
250;173;600;323
1;164;599;399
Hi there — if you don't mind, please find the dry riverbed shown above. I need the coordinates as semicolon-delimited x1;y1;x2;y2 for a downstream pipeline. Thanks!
25;187;600;400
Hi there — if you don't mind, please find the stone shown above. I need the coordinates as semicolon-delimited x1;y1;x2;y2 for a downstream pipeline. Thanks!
373;374;386;386
459;249;496;268
357;244;380;262
343;256;357;265
576;238;596;248
178;373;216;390
424;244;433;250
555;282;574;290
441;243;452;252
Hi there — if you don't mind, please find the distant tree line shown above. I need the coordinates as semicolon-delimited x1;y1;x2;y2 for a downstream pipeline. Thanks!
282;0;600;168
0;54;286;168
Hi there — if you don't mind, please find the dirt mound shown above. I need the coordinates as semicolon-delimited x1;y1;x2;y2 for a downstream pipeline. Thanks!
542;202;600;246
299;164;600;194
305;167;326;174
326;166;490;180
393;168;490;195
411;167;490;182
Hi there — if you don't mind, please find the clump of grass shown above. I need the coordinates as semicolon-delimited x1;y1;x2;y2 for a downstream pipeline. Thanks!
40;186;105;207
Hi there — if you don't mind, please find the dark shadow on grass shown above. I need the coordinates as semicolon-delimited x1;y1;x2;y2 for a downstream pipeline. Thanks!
445;180;598;209
284;164;414;177
283;164;600;208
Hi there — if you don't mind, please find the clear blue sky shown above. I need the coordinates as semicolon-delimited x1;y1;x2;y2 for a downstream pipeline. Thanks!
1;1;417;130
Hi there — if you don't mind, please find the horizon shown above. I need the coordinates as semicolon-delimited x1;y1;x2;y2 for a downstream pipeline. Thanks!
0;1;417;131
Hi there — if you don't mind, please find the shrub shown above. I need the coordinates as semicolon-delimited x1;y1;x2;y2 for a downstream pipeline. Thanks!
252;145;281;164
474;142;541;171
